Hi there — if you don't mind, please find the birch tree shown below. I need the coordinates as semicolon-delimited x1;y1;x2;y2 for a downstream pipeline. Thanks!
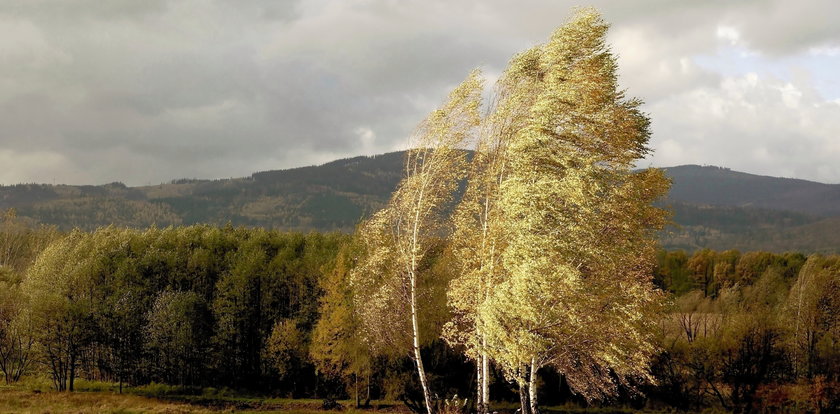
475;8;670;411
783;255;840;379
351;72;482;414
442;52;539;414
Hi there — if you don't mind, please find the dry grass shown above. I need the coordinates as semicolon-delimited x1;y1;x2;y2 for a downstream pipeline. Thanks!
0;387;223;413
0;383;399;414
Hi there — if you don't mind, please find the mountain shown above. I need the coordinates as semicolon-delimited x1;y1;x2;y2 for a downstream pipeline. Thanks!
662;165;840;216
659;202;840;254
656;165;840;253
0;152;406;232
1;153;838;253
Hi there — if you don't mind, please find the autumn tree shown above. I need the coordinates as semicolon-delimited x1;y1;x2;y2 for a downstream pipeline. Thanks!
784;255;840;379
264;318;309;396
311;243;373;407
473;9;670;412
351;72;482;414
0;208;58;273
688;249;717;296
442;34;545;413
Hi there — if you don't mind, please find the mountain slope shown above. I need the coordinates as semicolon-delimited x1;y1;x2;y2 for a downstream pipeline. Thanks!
1;153;838;253
660;202;840;254
662;165;840;216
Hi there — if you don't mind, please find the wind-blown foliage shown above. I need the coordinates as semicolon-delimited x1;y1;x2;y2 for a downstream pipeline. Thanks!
442;34;538;414
470;9;670;409
351;71;482;414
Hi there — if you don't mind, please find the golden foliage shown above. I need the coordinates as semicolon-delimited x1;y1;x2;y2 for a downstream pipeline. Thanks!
350;71;482;413
445;8;670;400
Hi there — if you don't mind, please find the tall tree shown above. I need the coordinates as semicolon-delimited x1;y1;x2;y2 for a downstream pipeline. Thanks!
443;47;539;414
784;254;840;379
351;72;482;414
311;243;373;407
477;8;670;411
0;267;35;384
145;289;212;386
23;230;102;391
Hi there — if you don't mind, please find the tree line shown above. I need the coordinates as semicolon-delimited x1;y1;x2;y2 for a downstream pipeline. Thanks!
1;212;837;412
0;220;345;393
652;249;839;412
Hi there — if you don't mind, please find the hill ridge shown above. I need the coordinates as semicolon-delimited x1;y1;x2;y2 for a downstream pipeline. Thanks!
2;151;839;253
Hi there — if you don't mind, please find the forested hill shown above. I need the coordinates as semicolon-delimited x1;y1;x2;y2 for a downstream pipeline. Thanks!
662;165;840;216
1;152;839;252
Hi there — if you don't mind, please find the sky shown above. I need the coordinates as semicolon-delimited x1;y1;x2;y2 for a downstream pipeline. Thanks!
1;0;839;186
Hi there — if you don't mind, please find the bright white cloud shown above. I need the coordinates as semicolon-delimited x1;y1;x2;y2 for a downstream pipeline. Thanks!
645;72;840;183
716;25;742;46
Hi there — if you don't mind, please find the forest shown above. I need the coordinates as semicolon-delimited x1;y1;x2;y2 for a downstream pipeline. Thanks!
1;8;838;414
1;212;838;413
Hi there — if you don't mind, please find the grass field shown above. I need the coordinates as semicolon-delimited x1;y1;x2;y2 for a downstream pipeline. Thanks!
0;378;404;414
0;387;221;413
0;387;388;414
0;379;670;414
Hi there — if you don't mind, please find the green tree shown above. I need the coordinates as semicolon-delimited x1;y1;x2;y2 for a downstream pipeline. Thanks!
654;250;692;294
22;230;99;391
212;238;267;385
145;289;211;386
264;318;308;396
0;266;35;383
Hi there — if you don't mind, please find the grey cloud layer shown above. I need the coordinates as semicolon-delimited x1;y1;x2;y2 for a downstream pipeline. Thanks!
1;0;838;185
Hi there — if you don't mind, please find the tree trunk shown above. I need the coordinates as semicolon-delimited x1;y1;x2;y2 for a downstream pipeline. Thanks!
518;383;530;414
410;270;433;414
476;357;484;414
365;371;371;407
119;355;123;394
529;358;539;414
518;365;531;414
355;374;360;408
481;342;490;414
69;350;76;392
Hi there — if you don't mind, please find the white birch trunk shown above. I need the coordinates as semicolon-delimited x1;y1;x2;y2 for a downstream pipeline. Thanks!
481;340;490;413
476;357;483;414
528;358;539;414
515;364;531;414
410;268;433;414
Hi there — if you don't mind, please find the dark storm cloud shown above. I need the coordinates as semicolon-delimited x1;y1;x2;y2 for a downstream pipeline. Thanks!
1;0;838;185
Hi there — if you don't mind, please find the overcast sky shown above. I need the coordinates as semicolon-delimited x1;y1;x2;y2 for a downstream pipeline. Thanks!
1;0;838;186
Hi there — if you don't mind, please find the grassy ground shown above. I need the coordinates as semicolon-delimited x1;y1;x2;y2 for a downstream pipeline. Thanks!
0;387;389;414
0;379;675;414
0;386;220;413
0;378;405;414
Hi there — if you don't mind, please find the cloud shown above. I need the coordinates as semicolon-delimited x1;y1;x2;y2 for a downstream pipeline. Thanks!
0;0;838;185
645;72;840;183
